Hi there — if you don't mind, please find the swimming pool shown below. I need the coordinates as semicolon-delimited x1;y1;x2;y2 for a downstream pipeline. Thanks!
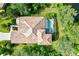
45;18;54;34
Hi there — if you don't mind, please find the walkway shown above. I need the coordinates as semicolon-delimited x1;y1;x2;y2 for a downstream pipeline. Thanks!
0;32;10;40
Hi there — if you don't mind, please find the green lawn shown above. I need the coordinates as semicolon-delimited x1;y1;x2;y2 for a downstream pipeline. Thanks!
0;14;13;33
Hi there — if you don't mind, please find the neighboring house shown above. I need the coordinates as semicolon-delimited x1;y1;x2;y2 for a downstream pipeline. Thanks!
10;17;54;45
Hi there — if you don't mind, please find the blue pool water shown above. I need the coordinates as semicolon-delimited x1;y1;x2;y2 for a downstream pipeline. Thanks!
45;18;54;33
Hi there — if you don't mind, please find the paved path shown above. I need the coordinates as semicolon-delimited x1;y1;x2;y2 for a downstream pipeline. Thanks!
0;32;10;40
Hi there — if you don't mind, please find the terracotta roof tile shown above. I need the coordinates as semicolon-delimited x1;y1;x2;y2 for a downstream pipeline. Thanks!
11;17;52;45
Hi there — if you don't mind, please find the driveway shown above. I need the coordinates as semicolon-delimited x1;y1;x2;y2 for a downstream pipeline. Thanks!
0;32;10;40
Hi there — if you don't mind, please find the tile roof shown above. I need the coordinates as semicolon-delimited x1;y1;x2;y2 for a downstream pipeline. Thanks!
10;17;52;45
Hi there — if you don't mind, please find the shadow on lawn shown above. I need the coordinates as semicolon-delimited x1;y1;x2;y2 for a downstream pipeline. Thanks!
52;17;59;41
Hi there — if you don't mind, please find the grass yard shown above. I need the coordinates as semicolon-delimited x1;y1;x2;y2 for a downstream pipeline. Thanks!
0;14;13;33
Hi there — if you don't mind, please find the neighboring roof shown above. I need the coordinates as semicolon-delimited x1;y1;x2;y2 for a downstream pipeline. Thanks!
10;17;52;45
0;3;5;8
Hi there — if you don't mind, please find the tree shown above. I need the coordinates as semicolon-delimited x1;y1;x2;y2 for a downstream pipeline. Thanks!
0;41;13;55
12;45;30;56
52;36;76;56
6;4;28;16
12;44;61;56
5;3;50;16
51;4;78;55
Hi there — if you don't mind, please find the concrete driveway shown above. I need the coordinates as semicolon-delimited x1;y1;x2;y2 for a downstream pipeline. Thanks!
0;32;10;40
